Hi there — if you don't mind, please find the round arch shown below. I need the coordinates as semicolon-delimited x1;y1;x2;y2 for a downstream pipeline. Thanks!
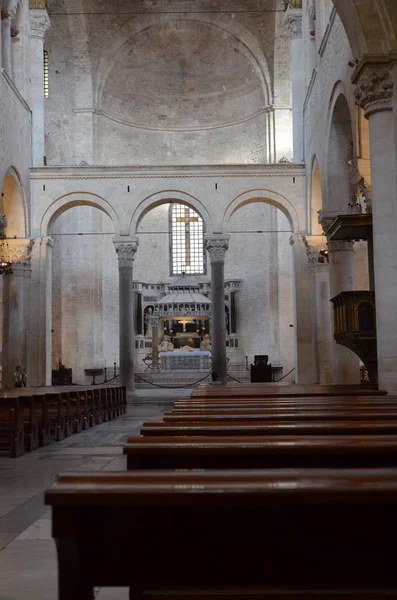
324;85;355;213
130;191;213;236
309;156;324;236
95;14;272;109
40;192;120;237
332;0;397;58
222;190;299;233
1;167;28;237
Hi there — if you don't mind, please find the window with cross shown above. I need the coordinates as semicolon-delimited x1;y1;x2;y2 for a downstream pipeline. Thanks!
170;203;205;275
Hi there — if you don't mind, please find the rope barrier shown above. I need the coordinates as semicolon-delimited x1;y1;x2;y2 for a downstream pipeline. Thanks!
134;372;212;389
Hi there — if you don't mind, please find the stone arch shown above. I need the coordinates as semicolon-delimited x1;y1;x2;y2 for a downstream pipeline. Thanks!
325;85;355;212
1;167;28;237
130;191;213;236
332;0;397;58
309;156;324;236
94;13;272;108
223;190;299;233
40;192;119;237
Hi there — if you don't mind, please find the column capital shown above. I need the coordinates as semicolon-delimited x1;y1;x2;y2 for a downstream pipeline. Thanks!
114;237;139;268
205;235;230;265
353;59;395;118
29;9;50;41
41;236;54;249
284;7;302;40
4;238;34;264
327;240;355;253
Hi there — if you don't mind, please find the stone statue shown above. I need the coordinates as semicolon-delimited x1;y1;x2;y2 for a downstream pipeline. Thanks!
159;334;174;352
200;334;212;352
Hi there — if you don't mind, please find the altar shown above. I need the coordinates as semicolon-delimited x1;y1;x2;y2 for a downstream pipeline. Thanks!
159;351;211;371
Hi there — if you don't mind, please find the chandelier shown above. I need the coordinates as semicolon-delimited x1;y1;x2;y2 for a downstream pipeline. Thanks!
0;215;13;275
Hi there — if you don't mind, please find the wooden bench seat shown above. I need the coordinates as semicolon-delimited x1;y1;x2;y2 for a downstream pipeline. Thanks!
45;469;397;599
141;420;397;437
191;384;387;399
175;397;397;409
124;435;397;469
163;409;397;423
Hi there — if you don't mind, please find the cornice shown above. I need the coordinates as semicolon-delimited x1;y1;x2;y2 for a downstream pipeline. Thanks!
30;164;306;181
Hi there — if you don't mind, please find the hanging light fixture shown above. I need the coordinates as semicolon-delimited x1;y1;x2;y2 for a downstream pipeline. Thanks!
318;234;329;264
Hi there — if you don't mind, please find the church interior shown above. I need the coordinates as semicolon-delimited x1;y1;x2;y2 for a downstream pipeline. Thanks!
1;0;397;598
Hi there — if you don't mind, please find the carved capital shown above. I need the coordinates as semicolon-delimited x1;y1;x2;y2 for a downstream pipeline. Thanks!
114;238;139;269
284;8;302;40
205;236;229;265
29;9;50;40
327;240;355;253
3;239;34;264
354;66;394;118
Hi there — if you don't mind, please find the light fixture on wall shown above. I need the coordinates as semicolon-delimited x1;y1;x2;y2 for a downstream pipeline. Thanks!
0;214;13;275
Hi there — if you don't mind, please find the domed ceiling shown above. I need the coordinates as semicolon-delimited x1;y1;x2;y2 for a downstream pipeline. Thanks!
100;20;266;130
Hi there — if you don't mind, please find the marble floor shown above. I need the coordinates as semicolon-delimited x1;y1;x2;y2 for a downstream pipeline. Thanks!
0;390;188;600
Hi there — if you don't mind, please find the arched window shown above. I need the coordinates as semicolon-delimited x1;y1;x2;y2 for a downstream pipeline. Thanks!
170;204;205;275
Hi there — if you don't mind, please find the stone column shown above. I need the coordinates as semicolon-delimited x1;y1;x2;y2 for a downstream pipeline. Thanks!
151;319;159;370
289;234;317;384
205;235;230;385
2;240;33;388
354;63;397;392
29;237;53;386
328;240;360;384
2;14;12;75
307;246;333;384
284;7;304;163
114;238;138;395
29;9;50;166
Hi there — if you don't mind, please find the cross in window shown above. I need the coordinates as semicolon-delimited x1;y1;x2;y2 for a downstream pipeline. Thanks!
177;207;199;267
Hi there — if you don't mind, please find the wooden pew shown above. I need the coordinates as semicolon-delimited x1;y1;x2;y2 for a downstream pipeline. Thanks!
175;396;397;409
163;409;397;423
45;469;397;599
0;398;24;457
141;420;397;437
124;435;397;470
191;384;387;399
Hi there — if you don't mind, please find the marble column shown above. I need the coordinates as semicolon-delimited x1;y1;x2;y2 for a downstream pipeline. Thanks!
307;246;333;384
29;237;53;386
151;319;159;370
328;240;360;384
284;7;304;163
354;63;397;392
29;9;50;167
289;234;317;384
114;238;138;394
2;240;33;388
205;235;229;385
2;14;12;75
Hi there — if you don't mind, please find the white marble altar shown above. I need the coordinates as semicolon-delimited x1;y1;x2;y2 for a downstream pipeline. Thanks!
159;351;211;371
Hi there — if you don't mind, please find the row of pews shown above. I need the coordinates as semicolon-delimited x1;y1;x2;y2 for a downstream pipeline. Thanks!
0;385;126;457
46;384;397;599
